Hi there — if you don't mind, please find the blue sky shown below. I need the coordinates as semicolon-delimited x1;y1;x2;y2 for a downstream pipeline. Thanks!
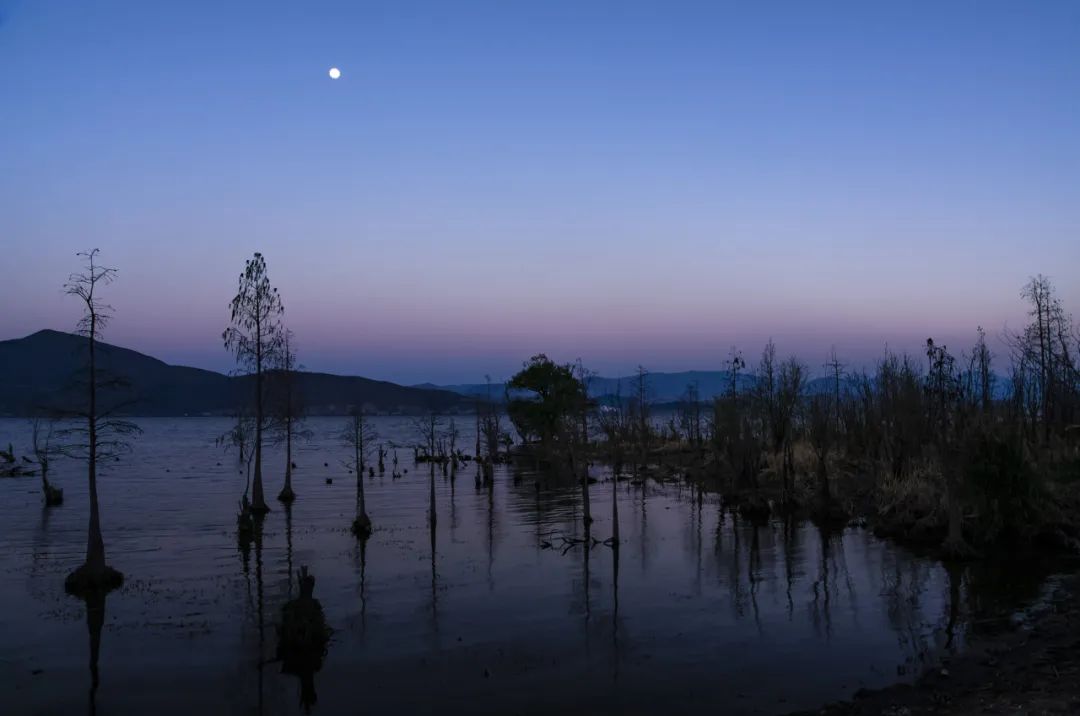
1;1;1078;383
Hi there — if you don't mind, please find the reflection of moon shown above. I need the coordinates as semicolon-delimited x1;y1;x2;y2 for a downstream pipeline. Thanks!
328;67;341;79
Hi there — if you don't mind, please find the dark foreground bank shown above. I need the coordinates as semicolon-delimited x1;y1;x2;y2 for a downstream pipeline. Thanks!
789;573;1080;716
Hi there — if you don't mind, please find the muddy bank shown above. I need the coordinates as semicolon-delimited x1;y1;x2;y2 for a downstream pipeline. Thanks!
788;574;1080;716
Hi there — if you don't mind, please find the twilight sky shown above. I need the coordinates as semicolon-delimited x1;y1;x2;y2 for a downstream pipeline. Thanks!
1;1;1078;384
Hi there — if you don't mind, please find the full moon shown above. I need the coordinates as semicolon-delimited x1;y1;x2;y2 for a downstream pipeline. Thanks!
328;67;341;79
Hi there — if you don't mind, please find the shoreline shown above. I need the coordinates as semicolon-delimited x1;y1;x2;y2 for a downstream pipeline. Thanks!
787;572;1080;715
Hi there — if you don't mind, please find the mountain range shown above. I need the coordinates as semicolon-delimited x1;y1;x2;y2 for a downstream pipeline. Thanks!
0;330;467;417
0;330;1007;417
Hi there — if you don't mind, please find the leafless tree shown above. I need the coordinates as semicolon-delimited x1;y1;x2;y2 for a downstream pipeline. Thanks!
480;375;503;464
630;365;651;471
824;347;847;433
217;408;253;465
59;249;141;594
807;393;835;509
925;338;970;555
270;330;310;503
412;412;444;461
677;382;704;448
223;252;284;514
31;417;63;505
343;409;377;536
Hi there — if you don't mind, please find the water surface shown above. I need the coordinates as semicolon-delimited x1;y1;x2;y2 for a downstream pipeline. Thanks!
0;417;1069;715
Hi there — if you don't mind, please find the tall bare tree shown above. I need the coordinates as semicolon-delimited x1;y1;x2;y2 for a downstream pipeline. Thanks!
573;360;595;526
344;409;377;536
271;330;309;503
223;252;284;514
925;338;969;554
60;249;141;594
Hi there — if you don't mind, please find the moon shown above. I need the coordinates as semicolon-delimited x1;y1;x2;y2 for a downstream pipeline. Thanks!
328;67;341;80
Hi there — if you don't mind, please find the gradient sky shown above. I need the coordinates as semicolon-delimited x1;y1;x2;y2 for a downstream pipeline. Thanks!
2;1;1078;384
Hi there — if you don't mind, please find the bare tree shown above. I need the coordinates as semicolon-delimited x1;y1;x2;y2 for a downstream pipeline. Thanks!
807;393;835;511
59;249;141;594
31;417;63;506
217;408;253;465
412;412;444;462
480;375;503;465
271;330;310;503
223;252;284;514
344;409;377;536
573;360;595;526
677;382;704;448
925;338;970;555
776;356;806;505
757;342;804;504
630;365;651;471
824;347;847;433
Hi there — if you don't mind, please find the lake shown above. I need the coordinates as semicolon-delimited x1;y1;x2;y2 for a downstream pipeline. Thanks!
0;417;1072;715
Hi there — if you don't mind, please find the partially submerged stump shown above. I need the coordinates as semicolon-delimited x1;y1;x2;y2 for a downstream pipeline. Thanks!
64;563;123;597
351;512;372;538
277;566;332;712
237;499;255;541
44;483;64;506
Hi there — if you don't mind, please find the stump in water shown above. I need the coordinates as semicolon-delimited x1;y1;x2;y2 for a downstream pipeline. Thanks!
237;499;255;541
351;512;372;538
277;566;332;713
44;483;64;506
64;564;123;596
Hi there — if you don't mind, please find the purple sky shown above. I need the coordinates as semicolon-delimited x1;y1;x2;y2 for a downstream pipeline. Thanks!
2;1;1078;384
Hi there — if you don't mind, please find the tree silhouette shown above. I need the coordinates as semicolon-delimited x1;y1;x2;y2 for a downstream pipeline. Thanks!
507;354;583;467
343;409;376;536
223;252;284;515
60;249;140;595
271;329;309;503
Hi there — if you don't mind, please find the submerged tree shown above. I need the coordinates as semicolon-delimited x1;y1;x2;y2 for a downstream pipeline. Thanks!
223;252;285;515
271;330;309;503
60;249;141;595
31;417;63;506
343;409;377;537
573;360;595;525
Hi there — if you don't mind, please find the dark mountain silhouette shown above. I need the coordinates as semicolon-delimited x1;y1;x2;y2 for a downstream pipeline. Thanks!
0;330;467;416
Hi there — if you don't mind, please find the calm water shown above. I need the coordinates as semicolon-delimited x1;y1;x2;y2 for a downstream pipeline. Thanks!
0;417;1072;715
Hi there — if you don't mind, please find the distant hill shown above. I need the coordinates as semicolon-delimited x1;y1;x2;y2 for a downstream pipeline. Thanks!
0;330;467;416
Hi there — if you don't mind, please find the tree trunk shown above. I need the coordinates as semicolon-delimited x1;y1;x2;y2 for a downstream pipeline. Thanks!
817;454;830;506
278;420;295;503
357;445;368;522
611;473;620;545
352;439;371;537
251;334;269;513
581;461;592;526
86;317;105;574
946;473;963;545
428;465;437;527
